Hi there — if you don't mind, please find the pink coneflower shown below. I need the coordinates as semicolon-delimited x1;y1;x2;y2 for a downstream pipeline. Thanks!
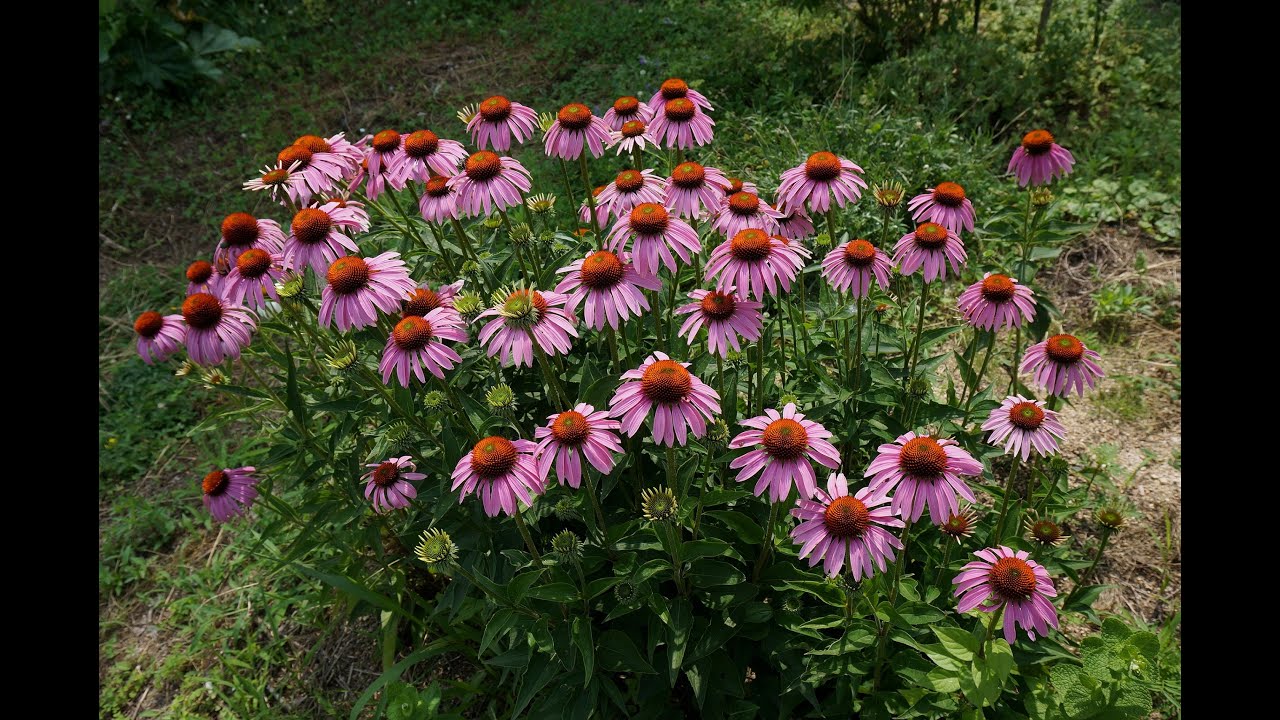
555;250;661;331
609;351;721;447
596;168;667;221
909;182;976;235
282;205;368;276
1020;334;1104;398
864;431;984;524
769;234;811;276
364;130;408;200
543;102;611;160
711;192;784;238
603;96;654;131
447;151;532;218
417;175;459;223
719;177;759;198
775;152;867;214
729;403;841;502
957;273;1036;331
393;129;468;183
402;280;463;319
982;395;1066;461
215;212;285;266
450;436;544;517
773;205;816;240
648;97;715;149
790;474;903;579
705;229;802;301
322;195;371;227
201;466;260;523
185;260;222;296
665;161;729;220
133;311;185;365
607;119;656;156
223;249;284;311
646;77;713;114
275;143;347;204
1008;130;1075;187
319;253;415;332
675;287;763;358
379;309;468;387
467;95;539;152
292;133;363;176
953;546;1059;644
181;292;255;366
579;184;610;229
476;289;578;367
822;239;892;297
243;160;307;205
893;222;966;283
534;404;624;488
361;456;427;513
606;203;701;277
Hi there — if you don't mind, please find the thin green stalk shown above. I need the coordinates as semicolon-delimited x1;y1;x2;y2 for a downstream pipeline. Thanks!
558;159;578;221
449;563;541;620
584;471;610;544
533;341;569;407
992;454;1022;542
902;273;930;399
426;222;457;276
513;508;544;566
717;354;727;414
961;332;997;423
977;605;1006;660
1063;527;1113;607
665;446;679;494
579;155;602;248
752;501;781;581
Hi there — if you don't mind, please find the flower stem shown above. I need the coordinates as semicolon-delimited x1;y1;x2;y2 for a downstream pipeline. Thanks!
751;501;781;582
1063;527;1112;608
901;273;930;399
532;341;569;408
558;159;578;221
961;332;997;424
992;454;1022;542
978;605;1006;660
513;508;544;566
579;155;602;248
584;470;610;546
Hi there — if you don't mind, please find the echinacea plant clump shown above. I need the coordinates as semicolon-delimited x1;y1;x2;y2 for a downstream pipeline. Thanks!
135;76;1144;717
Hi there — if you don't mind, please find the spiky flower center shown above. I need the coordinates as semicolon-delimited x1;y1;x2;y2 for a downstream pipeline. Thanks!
728;191;760;215
805;151;842;182
551;410;591;446
660;77;689;99
471;436;518;479
182;293;223;330
465;151;502;181
629;203;670;234
642;487;679;521
372;130;401;154
580;251;625;290
941;513;972;537
1022;129;1055;155
221;212;260;247
641;360;693;404
501;290;548;326
327;256;370;295
981;274;1015;302
393;316;435;351
293;134;332;154
613;95;641;116
372;461;400;487
1029;520;1062;544
664;98;695;121
479;95;512;121
932;182;966;207
262;168;290;185
724;177;745;195
615;170;644;193
988;557;1037;599
844;239;877;267
236;248;272;279
557;103;593;130
671;162;706;188
700;291;736;320
1096;508;1124;529
277;145;312;169
621;120;646;138
1009;401;1045;430
913;222;949;249
404;288;441;316
762;418;809;460
424;175;451;197
730;229;772;262
899;437;948;477
404;130;440;158
202;469;230;496
291;208;332;245
186;260;213;284
134;311;164;338
823;496;871;538
1045;334;1084;363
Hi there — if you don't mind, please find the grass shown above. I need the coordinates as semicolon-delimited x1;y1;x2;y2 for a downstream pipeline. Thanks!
99;0;1181;714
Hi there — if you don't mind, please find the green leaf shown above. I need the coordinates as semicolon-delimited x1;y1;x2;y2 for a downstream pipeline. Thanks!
700;488;752;506
703;510;764;544
933;626;979;660
510;659;558;719
960;639;1013;707
733;601;773;624
294;564;405;616
779;580;846;608
572;617;594;683
597;630;656;674
687;559;744;587
479;609;517;654
681;539;741;562
348;640;452;720
505;569;545;603
524;582;579;602
586;576;625;600
666;598;692;684
486;646;532;669
896;602;946;626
